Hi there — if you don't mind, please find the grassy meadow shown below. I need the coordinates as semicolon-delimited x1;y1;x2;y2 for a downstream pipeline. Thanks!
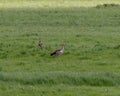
0;0;120;96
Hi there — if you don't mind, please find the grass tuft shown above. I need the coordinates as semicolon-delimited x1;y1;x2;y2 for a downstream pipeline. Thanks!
96;3;120;8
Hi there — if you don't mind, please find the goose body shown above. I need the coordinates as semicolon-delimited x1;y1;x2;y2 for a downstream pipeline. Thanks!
38;38;43;47
38;41;43;47
50;45;64;56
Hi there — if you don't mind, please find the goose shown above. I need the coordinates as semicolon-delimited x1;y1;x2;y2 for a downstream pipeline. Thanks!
38;38;43;47
50;44;64;56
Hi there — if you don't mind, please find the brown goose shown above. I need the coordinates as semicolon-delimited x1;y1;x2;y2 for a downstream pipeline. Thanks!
38;38;43;47
50;44;64;56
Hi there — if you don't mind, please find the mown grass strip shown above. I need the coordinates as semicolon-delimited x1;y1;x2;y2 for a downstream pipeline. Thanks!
0;72;120;86
0;0;120;9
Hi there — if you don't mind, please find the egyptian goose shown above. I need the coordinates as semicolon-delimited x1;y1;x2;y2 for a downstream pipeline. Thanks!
38;38;43;47
50;44;64;56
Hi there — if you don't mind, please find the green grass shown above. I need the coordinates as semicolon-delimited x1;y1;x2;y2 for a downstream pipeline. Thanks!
0;83;120;96
0;0;120;96
0;6;120;72
1;72;120;86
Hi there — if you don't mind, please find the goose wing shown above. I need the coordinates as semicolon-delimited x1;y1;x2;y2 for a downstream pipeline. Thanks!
50;49;60;56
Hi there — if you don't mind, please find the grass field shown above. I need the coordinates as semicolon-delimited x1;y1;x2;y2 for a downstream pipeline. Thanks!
0;0;120;96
